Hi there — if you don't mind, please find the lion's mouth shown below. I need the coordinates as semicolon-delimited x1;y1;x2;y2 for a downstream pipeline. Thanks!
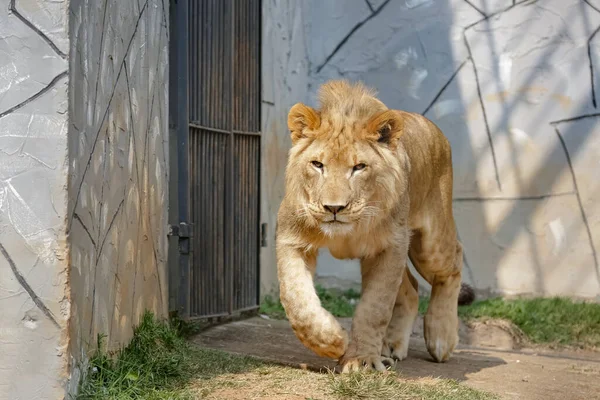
323;219;347;224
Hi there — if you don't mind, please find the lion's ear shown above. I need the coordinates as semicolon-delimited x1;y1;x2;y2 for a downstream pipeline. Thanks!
287;103;321;144
366;110;404;148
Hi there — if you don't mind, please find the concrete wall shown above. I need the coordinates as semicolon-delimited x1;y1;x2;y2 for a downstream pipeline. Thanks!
67;0;169;392
0;1;70;398
262;0;600;300
261;0;311;294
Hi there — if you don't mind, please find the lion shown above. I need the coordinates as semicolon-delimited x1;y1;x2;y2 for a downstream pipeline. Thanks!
275;80;475;372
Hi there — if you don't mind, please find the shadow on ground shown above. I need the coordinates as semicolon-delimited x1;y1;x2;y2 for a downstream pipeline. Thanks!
190;317;503;380
190;317;600;400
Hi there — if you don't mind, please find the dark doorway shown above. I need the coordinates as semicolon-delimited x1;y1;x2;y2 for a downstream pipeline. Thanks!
169;0;261;320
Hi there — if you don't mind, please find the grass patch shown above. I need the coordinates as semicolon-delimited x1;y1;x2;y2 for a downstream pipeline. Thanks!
418;296;429;315
259;294;287;319
76;311;263;399
260;285;360;319
262;288;600;349
458;297;600;349
328;371;497;400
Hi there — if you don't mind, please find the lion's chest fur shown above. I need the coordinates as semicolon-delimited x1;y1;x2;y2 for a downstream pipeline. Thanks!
321;222;401;260
326;236;372;260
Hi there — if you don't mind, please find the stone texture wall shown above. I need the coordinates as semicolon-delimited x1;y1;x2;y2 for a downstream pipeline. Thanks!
263;0;600;300
0;1;70;398
67;0;169;391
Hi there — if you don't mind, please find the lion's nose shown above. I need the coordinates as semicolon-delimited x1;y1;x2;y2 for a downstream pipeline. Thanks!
323;204;346;214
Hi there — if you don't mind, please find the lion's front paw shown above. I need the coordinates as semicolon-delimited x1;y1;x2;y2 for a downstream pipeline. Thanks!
291;316;349;359
336;353;395;373
312;333;348;359
423;313;458;363
381;338;410;361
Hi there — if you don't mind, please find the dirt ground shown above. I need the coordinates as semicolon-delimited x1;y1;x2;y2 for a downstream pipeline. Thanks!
191;317;600;400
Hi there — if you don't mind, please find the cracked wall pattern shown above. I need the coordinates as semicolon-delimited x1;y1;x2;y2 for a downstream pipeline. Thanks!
67;0;169;393
0;0;70;399
264;0;600;299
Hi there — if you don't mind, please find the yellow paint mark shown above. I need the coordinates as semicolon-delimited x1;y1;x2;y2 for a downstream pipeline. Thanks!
482;87;570;110
551;94;572;110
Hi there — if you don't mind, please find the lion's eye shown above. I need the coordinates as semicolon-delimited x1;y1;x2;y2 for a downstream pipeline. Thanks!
353;163;366;171
311;161;324;169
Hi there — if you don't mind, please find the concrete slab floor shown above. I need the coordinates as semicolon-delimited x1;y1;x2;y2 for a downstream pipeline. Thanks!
191;317;600;400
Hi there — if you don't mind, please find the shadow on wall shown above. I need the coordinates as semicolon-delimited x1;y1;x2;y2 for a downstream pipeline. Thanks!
308;0;600;300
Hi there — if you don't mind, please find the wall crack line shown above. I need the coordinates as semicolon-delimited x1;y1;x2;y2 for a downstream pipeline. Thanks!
95;199;125;265
91;0;109;125
69;0;150;229
587;24;600;108
462;0;486;17
554;127;599;283
0;71;67;119
584;0;600;14
550;112;600;125
88;198;124;336
124;61;142;188
463;38;502;191
73;213;97;248
160;0;169;40
459;1;532;192
9;0;67;59
315;0;392;73
0;242;60;329
422;58;468;116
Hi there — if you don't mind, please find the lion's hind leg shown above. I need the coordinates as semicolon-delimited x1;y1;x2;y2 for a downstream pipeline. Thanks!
381;266;419;361
409;226;463;363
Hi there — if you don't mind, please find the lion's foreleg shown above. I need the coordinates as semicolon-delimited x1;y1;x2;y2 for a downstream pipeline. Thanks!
276;246;348;359
338;242;408;372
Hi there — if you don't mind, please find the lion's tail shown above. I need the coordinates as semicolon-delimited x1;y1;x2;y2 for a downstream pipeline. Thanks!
458;282;475;306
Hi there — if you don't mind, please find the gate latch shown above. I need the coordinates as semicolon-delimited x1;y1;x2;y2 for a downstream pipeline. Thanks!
168;222;193;255
168;222;193;238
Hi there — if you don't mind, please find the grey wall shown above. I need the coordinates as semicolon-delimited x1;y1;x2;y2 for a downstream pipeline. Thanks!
0;0;70;398
261;0;311;294
67;0;169;392
262;0;600;300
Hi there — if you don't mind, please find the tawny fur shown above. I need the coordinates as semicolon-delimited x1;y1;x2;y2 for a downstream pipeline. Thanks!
276;80;472;372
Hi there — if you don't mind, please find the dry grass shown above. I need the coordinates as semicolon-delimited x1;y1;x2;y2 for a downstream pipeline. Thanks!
192;365;498;400
328;372;497;400
77;312;496;400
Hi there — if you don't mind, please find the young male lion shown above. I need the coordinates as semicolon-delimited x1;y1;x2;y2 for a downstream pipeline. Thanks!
275;80;474;372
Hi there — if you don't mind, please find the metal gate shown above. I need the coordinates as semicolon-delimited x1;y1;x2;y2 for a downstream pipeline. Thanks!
169;0;261;320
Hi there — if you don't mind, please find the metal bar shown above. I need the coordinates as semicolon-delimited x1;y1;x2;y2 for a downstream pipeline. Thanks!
169;0;190;318
189;122;260;137
167;0;180;314
227;0;236;315
235;304;261;313
233;129;261;136
188;122;229;135
186;304;260;322
187;311;231;320
256;0;262;306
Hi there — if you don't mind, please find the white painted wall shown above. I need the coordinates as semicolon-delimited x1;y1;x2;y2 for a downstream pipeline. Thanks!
262;0;600;300
0;1;70;398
